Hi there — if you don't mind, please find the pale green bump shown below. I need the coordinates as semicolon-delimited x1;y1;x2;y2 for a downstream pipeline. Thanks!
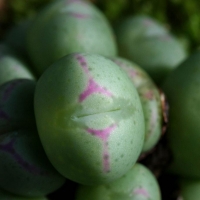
110;57;162;152
75;163;161;200
0;44;35;86
179;178;200;200
27;0;117;75
34;53;145;185
162;49;200;179
114;15;187;84
0;129;65;197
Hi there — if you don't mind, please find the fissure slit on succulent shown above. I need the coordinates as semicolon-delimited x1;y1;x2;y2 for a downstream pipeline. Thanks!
71;108;119;173
75;54;118;172
74;108;121;119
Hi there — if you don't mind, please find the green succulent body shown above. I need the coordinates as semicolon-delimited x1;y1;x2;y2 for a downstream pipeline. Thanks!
114;15;169;45
179;178;200;200
75;163;161;200
115;15;187;84
0;129;65;197
0;79;65;197
110;57;162;152
34;53;145;185
162;50;200;179
27;0;117;75
0;45;35;86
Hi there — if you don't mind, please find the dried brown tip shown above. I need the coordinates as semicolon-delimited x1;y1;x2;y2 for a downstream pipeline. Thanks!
159;88;169;136
138;88;172;177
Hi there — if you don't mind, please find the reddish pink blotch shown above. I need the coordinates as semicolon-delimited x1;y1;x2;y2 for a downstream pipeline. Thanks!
76;55;113;102
68;12;90;19
134;188;149;198
144;90;154;100
87;124;116;172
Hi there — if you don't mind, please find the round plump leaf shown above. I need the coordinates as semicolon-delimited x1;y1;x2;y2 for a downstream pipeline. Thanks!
34;53;145;185
75;163;161;200
110;57;162;152
0;44;35;86
179;178;200;200
0;129;65;197
162;50;200;179
27;0;117;75
114;15;187;84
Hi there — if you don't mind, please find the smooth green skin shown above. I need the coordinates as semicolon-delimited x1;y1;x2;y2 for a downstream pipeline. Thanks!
0;187;48;200
75;163;161;200
0;79;36;134
0;129;65;197
162;50;200;179
0;44;35;86
34;53;145;185
125;35;187;84
179;178;200;200
110;57;162;152
115;16;187;84
27;0;117;75
114;15;169;46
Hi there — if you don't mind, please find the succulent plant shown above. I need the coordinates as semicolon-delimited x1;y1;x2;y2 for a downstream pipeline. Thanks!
162;49;200;179
179;178;200;200
114;15;169;45
114;15;187;84
27;0;117;75
75;163;161;200
34;53;145;185
0;44;35;86
109;57;162;152
0;129;66;197
0;79;65;197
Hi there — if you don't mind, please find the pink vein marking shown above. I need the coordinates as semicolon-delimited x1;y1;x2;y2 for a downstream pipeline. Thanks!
159;34;171;41
80;78;112;102
76;55;113;102
134;188;149;198
68;12;90;19
143;19;153;26
67;0;82;3
2;79;24;102
0;139;47;176
121;66;138;79
76;55;89;74
148;106;158;137
113;60;138;79
144;90;154;100
87;124;116;172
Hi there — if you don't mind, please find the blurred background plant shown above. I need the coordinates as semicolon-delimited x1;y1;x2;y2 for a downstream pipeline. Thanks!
0;0;200;52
